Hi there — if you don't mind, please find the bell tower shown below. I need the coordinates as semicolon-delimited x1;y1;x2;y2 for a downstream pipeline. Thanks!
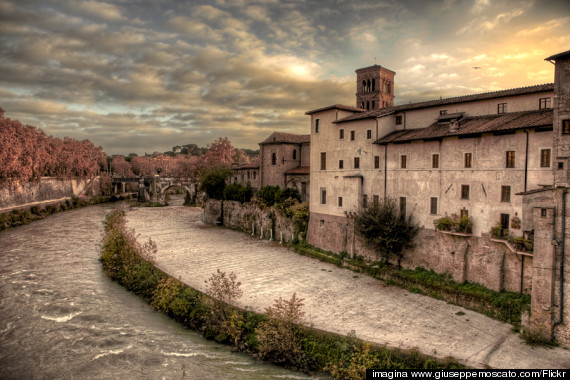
355;65;395;111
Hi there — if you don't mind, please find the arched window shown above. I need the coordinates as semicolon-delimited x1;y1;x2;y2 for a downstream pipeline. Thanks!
271;152;276;165
372;79;375;91
366;101;370;110
293;149;297;160
367;79;371;93
362;80;366;93
361;102;365;109
372;101;375;109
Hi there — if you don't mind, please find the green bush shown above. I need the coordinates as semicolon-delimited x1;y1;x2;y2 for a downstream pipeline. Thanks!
223;182;253;203
354;197;421;267
200;166;233;200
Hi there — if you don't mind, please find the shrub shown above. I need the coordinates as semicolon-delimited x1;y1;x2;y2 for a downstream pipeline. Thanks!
354;197;421;267
199;166;232;200
435;214;473;234
255;293;306;365
256;185;281;207
223;182;253;203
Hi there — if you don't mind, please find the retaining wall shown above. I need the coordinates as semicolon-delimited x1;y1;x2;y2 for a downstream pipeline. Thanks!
0;177;101;211
204;200;297;243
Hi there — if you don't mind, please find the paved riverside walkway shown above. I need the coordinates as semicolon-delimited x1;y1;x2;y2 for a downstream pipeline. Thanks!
125;206;570;369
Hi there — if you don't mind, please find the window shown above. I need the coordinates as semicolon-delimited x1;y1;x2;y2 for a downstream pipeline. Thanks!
320;219;324;227
396;115;402;125
271;152;276;165
401;155;407;169
362;194;368;208
501;186;511;202
541;149;551;168
350;130;355;141
497;103;507;114
541;208;547;217
432;154;439;168
374;156;380;169
293;149;297;160
354;157;360;169
320;188;326;204
399;197;406;217
460;209;469;218
338;197;343;207
539;97;551;110
430;197;438;215
461;185;469;200
372;101;375;109
440;110;447;115
253;171;256;179
339;160;343;169
559;162;565;170
464;153;472;168
247;171;250;179
320;152;326;170
506;151;515;168
563;120;570;134
500;213;510;233
315;119;320;133
367;129;372;139
339;129;344;139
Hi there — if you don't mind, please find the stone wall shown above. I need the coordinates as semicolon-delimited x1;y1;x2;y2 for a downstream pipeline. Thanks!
204;200;297;243
0;177;101;210
307;211;533;294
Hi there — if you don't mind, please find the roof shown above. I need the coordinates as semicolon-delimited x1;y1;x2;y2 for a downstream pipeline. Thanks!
285;166;310;175
305;104;364;115
545;49;570;62
232;160;259;170
374;109;553;145
355;64;396;75
334;83;553;123
259;132;310;145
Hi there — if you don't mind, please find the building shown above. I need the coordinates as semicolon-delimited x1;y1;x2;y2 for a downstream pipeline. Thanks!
306;50;570;345
231;132;311;201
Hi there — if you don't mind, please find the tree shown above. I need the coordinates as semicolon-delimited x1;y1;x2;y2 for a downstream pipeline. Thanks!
111;155;134;176
354;197;421;267
199;166;232;200
205;269;244;345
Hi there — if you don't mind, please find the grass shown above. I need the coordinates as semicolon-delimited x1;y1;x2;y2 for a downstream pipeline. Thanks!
100;208;467;377
289;241;530;327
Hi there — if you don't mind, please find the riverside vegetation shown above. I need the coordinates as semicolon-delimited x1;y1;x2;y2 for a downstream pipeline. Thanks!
100;208;465;378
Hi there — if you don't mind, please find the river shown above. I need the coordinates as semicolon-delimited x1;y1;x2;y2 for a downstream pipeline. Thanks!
0;196;311;379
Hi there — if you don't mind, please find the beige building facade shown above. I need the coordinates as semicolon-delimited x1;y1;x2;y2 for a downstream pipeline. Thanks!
306;50;570;346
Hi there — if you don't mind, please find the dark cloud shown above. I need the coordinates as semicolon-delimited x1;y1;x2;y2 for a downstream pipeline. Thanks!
0;0;568;154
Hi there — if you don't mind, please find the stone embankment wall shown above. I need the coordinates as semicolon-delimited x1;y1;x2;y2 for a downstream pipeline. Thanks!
307;212;533;295
204;200;297;243
0;177;101;211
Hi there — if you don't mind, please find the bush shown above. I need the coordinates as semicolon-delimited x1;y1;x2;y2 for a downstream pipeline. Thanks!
354;197;421;267
200;166;233;200
223;182;253;203
435;214;473;234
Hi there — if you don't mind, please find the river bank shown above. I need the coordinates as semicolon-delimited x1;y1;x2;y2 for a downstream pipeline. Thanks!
125;204;570;369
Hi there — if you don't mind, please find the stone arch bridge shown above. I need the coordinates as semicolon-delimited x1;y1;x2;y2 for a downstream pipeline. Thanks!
112;176;197;204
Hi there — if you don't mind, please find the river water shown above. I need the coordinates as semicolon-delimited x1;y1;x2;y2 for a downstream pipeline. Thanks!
0;197;311;379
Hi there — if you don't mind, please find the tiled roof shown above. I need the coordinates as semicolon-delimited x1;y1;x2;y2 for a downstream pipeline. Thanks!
335;83;553;123
545;50;570;62
305;104;364;115
259;132;310;145
374;109;553;145
285;166;310;175
233;160;259;170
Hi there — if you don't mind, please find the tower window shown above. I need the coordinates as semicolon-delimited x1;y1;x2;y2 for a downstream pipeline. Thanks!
320;188;326;204
339;160;343;169
293;149;297;160
432;154;439;168
563;120;570;134
401;155;407;169
354;157;360;169
372;78;375;91
271;152;276;165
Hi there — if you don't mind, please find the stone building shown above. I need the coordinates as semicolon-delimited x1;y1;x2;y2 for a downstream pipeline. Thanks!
228;132;311;200
306;50;570;345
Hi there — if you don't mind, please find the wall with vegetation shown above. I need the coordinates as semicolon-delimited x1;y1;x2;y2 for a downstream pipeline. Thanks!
0;177;102;210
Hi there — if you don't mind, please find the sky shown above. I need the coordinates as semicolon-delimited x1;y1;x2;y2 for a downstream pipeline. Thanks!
1;0;569;155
